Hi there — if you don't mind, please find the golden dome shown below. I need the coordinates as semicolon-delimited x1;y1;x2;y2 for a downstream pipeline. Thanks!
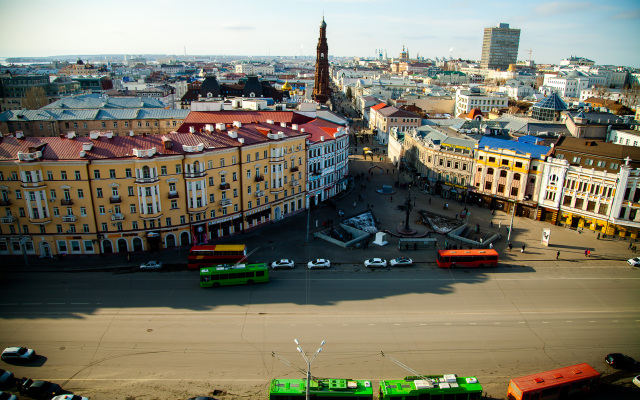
281;80;292;91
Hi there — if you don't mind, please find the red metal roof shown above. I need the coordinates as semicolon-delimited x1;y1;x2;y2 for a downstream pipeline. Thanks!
371;103;387;111
509;363;600;392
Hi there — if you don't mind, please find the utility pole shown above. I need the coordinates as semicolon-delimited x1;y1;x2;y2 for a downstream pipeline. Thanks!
295;339;325;400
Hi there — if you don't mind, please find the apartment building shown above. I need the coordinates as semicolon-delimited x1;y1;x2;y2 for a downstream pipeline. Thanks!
538;137;640;239
480;23;521;70
0;111;347;258
473;137;550;218
402;126;477;201
454;88;509;117
0;75;82;111
368;103;421;144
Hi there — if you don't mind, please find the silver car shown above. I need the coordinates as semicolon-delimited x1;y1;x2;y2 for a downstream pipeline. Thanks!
1;347;35;362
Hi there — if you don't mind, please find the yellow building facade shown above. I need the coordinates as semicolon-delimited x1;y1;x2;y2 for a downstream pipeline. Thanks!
0;111;345;259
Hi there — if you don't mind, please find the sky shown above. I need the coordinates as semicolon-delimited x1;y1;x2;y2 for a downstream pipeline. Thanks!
1;0;639;67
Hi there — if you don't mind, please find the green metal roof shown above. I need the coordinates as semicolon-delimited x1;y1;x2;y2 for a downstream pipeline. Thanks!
379;375;482;398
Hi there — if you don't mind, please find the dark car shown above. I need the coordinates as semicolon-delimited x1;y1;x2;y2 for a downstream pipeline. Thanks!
0;369;14;388
21;379;62;399
0;391;18;400
187;397;215;400
605;353;638;369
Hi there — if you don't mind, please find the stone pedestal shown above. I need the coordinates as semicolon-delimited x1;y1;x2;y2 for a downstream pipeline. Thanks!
373;231;388;246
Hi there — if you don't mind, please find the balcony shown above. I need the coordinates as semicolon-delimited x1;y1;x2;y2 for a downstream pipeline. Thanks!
62;215;77;223
220;199;232;206
29;215;52;224
135;176;160;184
61;198;74;206
290;180;299;187
109;195;122;204
0;216;15;224
111;213;125;221
254;175;265;182
290;166;299;172
255;190;265;197
311;170;322;176
184;171;207;179
21;181;46;189
168;190;179;199
219;183;230;190
0;199;11;206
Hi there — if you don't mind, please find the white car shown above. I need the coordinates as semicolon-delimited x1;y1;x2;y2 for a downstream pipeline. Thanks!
52;395;90;400
628;257;640;267
633;375;640;388
307;259;330;269
390;257;413;267
140;260;163;270
364;258;387;268
1;346;35;362
271;259;295;269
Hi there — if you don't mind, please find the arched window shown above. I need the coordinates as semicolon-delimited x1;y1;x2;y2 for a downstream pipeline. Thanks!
193;160;200;173
487;168;494;175
142;166;150;179
514;173;521;181
500;170;507;178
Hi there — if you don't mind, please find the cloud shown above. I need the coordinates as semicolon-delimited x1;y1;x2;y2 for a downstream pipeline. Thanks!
223;25;254;31
534;1;593;15
609;8;640;19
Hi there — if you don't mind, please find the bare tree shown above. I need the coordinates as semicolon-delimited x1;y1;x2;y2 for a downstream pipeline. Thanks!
621;83;640;108
22;87;48;110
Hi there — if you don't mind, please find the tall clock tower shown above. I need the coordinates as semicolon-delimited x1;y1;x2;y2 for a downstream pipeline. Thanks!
312;17;330;104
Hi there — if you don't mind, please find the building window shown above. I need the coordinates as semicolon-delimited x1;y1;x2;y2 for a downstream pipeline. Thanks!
175;164;182;174
171;200;178;209
75;171;81;180
96;188;103;197
130;204;136;213
94;170;101;179
61;171;67;180
101;223;108;231
160;166;167;175
109;169;116;178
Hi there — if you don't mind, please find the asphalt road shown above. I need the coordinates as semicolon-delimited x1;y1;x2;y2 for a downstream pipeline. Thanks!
1;264;639;399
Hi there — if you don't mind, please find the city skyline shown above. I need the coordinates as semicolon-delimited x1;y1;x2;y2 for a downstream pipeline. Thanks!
1;0;639;67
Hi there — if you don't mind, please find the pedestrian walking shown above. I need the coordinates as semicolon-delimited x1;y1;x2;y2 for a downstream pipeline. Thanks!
490;221;494;228
521;245;525;253
489;243;493;249
455;213;458;219
353;201;356;208
390;196;393;202
556;251;560;260
597;232;600;240
584;249;588;257
629;242;633;250
587;249;591;257
499;222;501;229
508;242;512;251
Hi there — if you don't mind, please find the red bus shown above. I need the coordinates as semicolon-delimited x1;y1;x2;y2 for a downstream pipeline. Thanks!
187;244;247;270
436;249;499;268
507;363;600;400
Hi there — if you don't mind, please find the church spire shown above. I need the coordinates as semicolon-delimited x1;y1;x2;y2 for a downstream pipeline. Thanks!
313;17;330;103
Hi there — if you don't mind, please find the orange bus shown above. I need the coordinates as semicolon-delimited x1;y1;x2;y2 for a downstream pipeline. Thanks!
436;249;499;268
187;244;247;270
507;363;600;400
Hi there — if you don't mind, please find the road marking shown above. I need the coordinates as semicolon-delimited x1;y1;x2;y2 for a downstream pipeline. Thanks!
444;323;452;325
48;303;65;305
368;323;375;326
566;321;573;323
469;322;477;325
419;323;426;326
393;323;401;326
589;321;596;323
71;303;89;305
542;322;549;324
494;322;501;325
24;303;42;305
0;303;18;306
518;321;526;324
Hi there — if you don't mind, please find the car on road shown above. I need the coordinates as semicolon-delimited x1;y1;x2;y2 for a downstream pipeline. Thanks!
0;369;14;388
52;395;90;400
390;257;413;267
0;392;18;400
633;375;640;387
271;259;295;269
140;260;163;270
307;259;330;269
20;379;62;399
628;257;640;267
364;258;387;268
605;353;638;369
1;347;35;362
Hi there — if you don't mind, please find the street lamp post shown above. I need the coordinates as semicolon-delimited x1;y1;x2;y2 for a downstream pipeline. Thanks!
305;195;311;244
507;199;516;243
295;339;325;400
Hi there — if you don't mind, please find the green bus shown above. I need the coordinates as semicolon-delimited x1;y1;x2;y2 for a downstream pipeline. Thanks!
269;378;373;400
379;375;482;400
199;263;269;287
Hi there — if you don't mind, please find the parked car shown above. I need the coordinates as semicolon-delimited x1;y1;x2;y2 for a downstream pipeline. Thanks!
186;397;215;400
271;259;295;269
0;391;18;400
0;369;14;388
52;395;90;400
605;353;638;369
364;258;387;268
307;259;330;269
140;260;163;270
1;347;35;362
20;379;62;399
633;375;640;388
628;257;640;267
390;257;413;267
